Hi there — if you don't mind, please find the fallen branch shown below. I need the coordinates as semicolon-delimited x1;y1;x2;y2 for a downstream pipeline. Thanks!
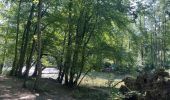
113;79;131;91
113;80;124;87
77;68;92;86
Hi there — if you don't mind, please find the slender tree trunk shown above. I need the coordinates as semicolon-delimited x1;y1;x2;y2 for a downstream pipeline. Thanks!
34;0;42;90
32;63;38;77
23;36;36;79
74;25;95;85
23;40;36;88
57;32;66;83
63;0;73;86
0;46;7;74
10;0;22;76
69;8;90;87
16;4;35;77
162;1;166;67
0;64;3;74
154;14;157;68
23;25;37;77
74;46;86;85
0;39;7;74
0;21;9;74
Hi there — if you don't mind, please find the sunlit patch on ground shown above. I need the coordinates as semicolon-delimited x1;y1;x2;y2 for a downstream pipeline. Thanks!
79;72;126;88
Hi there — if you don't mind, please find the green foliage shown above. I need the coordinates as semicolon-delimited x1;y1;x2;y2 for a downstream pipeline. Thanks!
72;87;110;100
2;0;170;90
41;56;53;67
111;88;123;100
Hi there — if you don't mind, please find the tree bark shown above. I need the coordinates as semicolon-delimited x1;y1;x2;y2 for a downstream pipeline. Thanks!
63;0;73;86
34;0;43;90
10;0;22;76
16;3;35;76
23;40;36;88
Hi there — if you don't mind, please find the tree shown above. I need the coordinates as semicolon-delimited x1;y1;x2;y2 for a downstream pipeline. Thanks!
10;0;22;76
34;0;42;89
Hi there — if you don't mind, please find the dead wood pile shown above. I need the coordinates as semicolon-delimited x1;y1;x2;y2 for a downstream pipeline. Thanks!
119;68;170;100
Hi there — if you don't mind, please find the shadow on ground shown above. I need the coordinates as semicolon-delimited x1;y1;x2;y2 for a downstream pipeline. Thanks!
0;75;113;100
0;76;75;100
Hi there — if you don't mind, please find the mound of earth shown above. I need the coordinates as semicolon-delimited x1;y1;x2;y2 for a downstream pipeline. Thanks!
119;68;170;100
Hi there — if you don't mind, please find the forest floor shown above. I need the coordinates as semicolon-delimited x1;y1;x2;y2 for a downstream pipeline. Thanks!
0;72;127;100
0;76;74;100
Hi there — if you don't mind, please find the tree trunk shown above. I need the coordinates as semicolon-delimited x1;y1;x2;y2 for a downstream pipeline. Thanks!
63;0;73;86
10;0;22;76
32;63;38;77
57;31;67;83
16;4;35;77
23;25;37;78
34;0;43;90
0;21;9;74
23;40;36;88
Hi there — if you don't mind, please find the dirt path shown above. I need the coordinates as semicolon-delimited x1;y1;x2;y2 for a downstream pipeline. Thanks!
0;76;74;100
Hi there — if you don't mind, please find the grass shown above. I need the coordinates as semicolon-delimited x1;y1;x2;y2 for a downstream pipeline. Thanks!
72;86;111;100
6;71;127;100
24;77;112;100
72;71;127;100
80;71;126;88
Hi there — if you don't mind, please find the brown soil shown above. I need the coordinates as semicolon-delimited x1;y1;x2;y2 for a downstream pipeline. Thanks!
0;76;74;100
